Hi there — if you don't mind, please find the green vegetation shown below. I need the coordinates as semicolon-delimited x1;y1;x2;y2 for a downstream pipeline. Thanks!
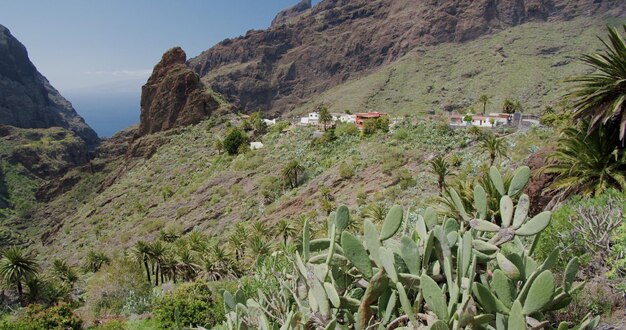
221;167;596;329
1;13;626;330
567;25;626;140
223;127;248;155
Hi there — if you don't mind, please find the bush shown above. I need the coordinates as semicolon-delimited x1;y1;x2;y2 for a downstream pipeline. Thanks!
223;128;248;155
335;123;359;137
339;162;355;179
153;281;225;329
0;304;82;330
395;168;416;190
84;257;153;319
535;190;625;272
259;176;282;204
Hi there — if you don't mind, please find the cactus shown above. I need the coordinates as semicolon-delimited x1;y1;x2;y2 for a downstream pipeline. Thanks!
380;205;403;240
220;166;594;329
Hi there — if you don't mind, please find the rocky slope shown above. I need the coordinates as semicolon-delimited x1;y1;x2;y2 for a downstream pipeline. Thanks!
0;24;99;147
188;0;625;114
271;0;312;27
138;47;221;137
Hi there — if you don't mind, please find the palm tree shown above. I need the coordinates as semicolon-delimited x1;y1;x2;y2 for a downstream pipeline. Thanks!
542;122;626;199
133;241;153;283
175;247;199;282
0;247;39;305
274;219;297;245
227;233;246;262
566;25;626;141
502;98;522;114
319;106;333;131
202;245;235;281
187;230;208;253
480;134;508;166
248;236;271;262
429;155;452;194
83;251;110;273
149;241;167;286
282;160;305;189
51;259;78;285
478;94;492;115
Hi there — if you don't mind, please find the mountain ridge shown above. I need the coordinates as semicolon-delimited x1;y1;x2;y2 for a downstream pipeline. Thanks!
0;24;99;148
188;0;625;115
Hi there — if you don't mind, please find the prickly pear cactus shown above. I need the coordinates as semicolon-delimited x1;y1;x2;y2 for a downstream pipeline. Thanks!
221;166;600;330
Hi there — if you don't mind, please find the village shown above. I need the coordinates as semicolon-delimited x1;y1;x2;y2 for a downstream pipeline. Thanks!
244;108;538;150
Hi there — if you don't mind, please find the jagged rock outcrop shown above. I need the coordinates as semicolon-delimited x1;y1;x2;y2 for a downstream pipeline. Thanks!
0;24;99;148
271;0;312;27
138;47;220;137
189;0;625;114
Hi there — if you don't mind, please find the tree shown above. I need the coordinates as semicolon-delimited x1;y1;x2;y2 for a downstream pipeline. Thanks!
0;247;39;305
480;134;508;166
51;259;78;286
213;138;223;155
223;127;248;155
149;241;167;286
502;98;522;114
82;251;110;273
248;112;268;137
478;94;492;115
429;155;452;194
543;122;626;199
282;160;305;189
133;241;153;284
274;219;297;245
567;25;626;141
319;106;332;131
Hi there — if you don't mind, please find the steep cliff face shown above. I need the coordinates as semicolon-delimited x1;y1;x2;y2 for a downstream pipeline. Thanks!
0;24;99;147
188;0;625;114
138;47;220;137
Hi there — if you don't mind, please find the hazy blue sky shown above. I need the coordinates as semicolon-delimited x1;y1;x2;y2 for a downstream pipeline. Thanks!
0;1;320;136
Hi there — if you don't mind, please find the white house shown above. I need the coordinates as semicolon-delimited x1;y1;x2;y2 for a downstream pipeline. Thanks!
263;118;277;125
337;114;356;124
300;112;320;125
450;113;511;128
250;141;264;150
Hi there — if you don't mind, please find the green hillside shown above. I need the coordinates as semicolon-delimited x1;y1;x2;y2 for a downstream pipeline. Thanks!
293;16;626;116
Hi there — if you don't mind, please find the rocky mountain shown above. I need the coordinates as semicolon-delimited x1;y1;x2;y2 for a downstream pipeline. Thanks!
138;47;221;137
271;0;312;27
0;24;99;147
188;0;625;114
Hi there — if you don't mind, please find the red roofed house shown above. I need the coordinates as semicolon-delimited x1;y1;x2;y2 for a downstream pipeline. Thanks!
355;112;386;129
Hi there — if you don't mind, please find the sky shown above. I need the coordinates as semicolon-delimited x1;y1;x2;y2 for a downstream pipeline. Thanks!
0;0;321;136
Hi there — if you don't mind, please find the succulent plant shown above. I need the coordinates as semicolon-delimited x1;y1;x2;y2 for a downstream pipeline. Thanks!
222;166;600;329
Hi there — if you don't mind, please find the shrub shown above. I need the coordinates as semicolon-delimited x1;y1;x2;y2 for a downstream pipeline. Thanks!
1;303;82;330
335;123;359;137
535;190;625;272
259;176;282;204
223;128;248;155
84;258;152;319
339;161;355;179
395;168;416;190
153;281;225;329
